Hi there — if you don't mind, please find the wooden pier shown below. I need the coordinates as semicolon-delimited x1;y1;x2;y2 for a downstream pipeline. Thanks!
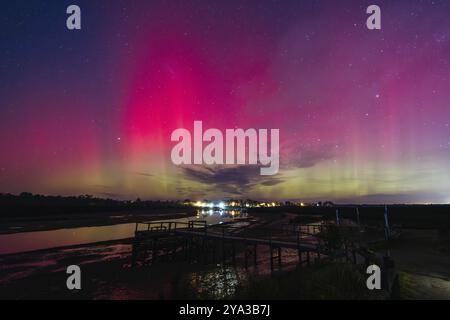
131;220;359;271
130;218;399;297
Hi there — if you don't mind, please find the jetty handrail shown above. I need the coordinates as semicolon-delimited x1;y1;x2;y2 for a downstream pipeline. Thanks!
135;220;208;233
134;221;335;252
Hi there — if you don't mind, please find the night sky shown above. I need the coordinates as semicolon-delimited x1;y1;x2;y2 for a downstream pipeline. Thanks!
1;0;450;203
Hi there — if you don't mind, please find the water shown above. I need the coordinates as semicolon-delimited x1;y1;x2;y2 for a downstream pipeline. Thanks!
0;241;304;298
0;210;248;255
0;212;329;299
0;209;255;299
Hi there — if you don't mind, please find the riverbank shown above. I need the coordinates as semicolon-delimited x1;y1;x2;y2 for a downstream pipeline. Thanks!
0;213;261;299
1;210;449;300
0;209;196;235
370;228;450;299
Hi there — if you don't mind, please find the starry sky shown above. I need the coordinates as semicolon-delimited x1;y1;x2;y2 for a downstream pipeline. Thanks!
1;0;450;203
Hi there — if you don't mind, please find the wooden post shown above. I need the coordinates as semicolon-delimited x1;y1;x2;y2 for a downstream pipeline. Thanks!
202;237;207;264
344;242;349;262
244;245;248;269
188;236;193;263
131;239;139;266
336;209;340;226
384;205;390;240
232;241;236;266
183;238;188;260
277;247;282;269
352;241;357;264
356;207;360;227
270;245;274;272
222;241;226;265
170;240;177;261
196;237;201;263
152;238;158;265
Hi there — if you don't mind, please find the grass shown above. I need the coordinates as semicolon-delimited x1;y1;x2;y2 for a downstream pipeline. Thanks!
231;263;385;300
396;271;419;300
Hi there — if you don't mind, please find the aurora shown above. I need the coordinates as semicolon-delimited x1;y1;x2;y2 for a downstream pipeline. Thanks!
0;0;450;203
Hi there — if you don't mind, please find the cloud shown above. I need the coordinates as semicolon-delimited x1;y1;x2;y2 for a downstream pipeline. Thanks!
133;172;154;177
282;143;336;169
260;177;286;186
180;165;286;196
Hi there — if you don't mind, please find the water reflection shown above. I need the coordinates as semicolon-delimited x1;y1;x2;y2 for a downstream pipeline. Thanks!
0;210;248;255
188;266;242;299
0;215;328;299
196;208;247;223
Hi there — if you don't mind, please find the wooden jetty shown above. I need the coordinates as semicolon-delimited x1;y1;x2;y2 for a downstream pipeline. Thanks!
131;220;359;271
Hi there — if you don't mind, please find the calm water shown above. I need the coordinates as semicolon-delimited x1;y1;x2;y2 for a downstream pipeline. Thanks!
0;210;248;255
0;240;302;299
0;211;326;299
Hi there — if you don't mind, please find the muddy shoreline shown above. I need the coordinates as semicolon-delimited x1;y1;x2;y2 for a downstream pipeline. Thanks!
0;212;278;299
0;210;196;235
1;210;449;299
